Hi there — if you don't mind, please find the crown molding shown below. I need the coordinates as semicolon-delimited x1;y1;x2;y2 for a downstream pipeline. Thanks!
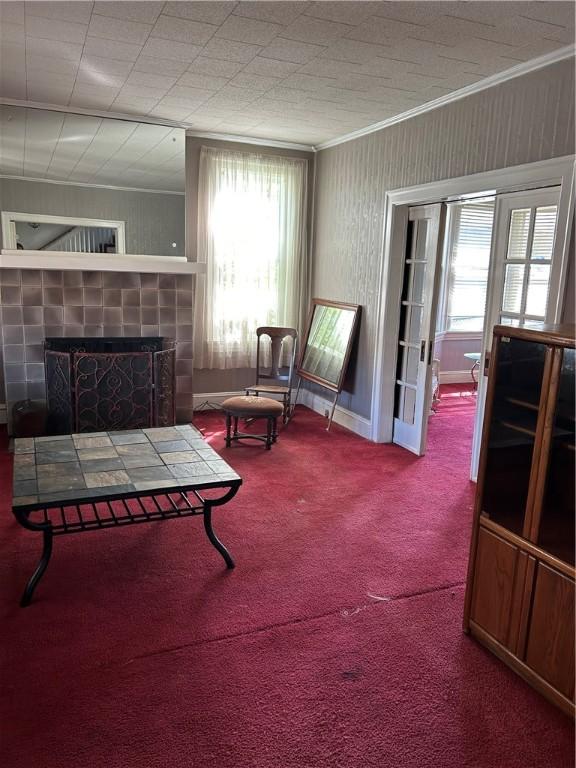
316;45;576;151
0;174;184;196
185;130;315;153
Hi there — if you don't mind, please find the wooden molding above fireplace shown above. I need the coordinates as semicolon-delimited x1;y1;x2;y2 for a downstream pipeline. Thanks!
0;250;206;275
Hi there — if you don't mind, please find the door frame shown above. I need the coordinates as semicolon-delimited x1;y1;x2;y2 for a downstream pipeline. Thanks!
371;154;575;445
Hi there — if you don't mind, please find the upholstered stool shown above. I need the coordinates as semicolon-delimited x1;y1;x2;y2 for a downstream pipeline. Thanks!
221;396;284;450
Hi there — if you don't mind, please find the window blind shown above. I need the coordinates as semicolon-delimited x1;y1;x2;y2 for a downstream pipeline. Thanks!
446;202;495;332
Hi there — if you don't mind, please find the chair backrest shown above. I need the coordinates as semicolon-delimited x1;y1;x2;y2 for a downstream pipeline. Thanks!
255;326;298;386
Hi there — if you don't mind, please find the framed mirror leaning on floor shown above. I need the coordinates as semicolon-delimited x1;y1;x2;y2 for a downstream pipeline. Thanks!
294;299;361;430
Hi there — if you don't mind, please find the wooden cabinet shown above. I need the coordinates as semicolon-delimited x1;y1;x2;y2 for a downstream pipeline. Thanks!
464;324;575;717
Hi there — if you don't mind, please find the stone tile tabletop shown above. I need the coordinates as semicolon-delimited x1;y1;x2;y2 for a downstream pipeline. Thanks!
12;425;240;510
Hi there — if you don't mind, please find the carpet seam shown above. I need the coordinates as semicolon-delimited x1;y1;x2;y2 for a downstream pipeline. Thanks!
112;580;467;668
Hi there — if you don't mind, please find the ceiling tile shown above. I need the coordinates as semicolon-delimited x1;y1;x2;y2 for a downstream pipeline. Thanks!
186;56;245;78
115;83;165;100
230;72;282;91
151;14;218;46
88;13;152;45
166;84;215;103
202;37;261;63
0;2;25;24
25;14;87;44
216;14;281;46
243;56;300;78
177;72;231;91
0;77;27;99
348;15;432;46
26;69;76;88
80;55;134;78
134;56;190;77
112;94;160;112
304;1;379;26
26;54;78;76
25;1;93;25
126;70;179;91
93;2;164;25
259;37;326;64
523;2;576;28
234;2;304;26
263;86;310;104
149;104;194;121
282;16;352;46
76;69;127;90
26;82;73;104
142;37;203;63
1;21;25;45
163;1;236;26
83;36;143;63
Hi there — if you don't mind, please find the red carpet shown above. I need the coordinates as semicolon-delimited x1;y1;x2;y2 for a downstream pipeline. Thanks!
1;404;573;767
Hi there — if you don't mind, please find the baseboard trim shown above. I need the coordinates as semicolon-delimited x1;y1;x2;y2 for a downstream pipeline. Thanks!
193;391;245;409
298;389;372;440
439;370;476;385
192;390;372;440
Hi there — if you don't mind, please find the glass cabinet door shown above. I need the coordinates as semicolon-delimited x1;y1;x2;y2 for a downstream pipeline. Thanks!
537;348;575;565
481;336;548;535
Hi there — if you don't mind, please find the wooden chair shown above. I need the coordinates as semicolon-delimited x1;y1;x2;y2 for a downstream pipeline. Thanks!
245;326;298;423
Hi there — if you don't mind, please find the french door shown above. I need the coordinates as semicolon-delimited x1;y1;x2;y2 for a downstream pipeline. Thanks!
470;186;562;479
392;204;445;455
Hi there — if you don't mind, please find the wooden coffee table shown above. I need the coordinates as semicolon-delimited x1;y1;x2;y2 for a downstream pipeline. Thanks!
11;424;242;606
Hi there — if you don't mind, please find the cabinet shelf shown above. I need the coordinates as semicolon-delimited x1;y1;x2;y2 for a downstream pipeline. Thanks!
499;420;536;437
505;397;540;411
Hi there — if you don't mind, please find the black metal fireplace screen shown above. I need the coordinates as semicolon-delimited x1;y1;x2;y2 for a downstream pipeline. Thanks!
44;337;176;434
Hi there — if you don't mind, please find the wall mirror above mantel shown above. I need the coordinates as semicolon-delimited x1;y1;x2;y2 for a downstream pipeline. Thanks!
0;105;187;266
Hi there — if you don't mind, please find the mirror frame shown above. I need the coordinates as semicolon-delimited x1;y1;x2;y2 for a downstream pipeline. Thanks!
1;211;126;253
297;298;361;393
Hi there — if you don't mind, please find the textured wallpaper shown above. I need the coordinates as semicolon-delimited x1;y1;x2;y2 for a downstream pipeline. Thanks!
312;58;575;419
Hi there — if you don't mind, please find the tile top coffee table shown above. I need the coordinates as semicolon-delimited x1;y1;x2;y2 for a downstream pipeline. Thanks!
11;424;242;606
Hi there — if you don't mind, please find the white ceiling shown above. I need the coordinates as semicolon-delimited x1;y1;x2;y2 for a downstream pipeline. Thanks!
0;1;574;148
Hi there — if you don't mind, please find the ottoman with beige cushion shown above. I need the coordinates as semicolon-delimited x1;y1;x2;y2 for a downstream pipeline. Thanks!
221;395;284;450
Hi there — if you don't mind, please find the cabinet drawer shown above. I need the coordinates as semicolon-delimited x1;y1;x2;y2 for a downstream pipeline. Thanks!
470;527;518;645
525;562;575;701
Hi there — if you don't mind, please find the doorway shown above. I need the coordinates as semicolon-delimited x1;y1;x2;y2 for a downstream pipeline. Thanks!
371;156;574;480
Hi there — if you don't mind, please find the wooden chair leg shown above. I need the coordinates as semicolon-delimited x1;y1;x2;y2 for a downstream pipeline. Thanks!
272;417;278;443
233;416;239;436
266;417;273;449
225;413;232;447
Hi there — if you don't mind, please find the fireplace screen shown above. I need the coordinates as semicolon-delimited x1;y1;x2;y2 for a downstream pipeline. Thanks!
44;337;176;434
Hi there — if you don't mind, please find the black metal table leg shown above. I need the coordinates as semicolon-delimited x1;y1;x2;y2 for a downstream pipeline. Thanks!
203;503;235;568
21;528;53;607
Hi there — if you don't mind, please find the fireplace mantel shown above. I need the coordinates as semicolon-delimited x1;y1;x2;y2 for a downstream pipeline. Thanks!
0;250;205;275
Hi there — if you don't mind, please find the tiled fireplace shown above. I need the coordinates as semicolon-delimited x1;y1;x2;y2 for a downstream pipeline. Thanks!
0;268;195;433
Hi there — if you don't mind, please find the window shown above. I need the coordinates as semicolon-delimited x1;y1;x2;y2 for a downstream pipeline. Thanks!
499;204;558;328
193;147;308;369
442;201;495;332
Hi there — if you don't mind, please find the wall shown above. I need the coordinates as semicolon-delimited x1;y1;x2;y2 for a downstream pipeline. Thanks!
434;334;482;383
312;58;575;420
0;268;194;429
185;135;315;395
0;178;185;257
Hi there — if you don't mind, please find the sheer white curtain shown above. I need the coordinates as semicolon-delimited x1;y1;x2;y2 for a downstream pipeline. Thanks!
194;147;308;370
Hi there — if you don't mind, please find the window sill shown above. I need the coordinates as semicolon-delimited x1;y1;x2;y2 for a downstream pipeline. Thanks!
436;330;484;342
0;250;206;275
